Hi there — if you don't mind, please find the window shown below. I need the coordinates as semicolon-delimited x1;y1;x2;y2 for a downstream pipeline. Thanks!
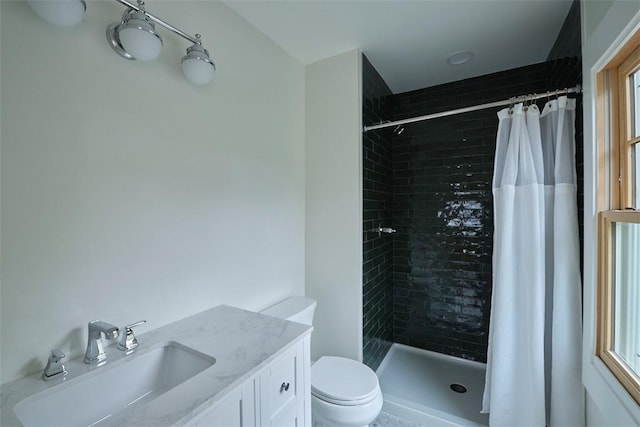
597;33;640;405
635;69;640;207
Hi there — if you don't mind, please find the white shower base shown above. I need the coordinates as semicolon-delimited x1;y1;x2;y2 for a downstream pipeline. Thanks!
376;344;489;427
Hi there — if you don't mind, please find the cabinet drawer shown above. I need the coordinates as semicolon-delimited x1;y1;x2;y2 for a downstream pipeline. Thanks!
259;337;310;427
267;349;298;415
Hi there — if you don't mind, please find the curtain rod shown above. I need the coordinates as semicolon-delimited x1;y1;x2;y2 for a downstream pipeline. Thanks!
363;85;582;133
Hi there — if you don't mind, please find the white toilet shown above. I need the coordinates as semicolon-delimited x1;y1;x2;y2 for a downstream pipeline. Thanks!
261;296;383;427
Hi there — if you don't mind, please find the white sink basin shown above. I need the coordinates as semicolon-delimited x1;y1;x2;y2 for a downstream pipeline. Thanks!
14;341;215;427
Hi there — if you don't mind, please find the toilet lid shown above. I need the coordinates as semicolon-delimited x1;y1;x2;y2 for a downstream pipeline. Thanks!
311;356;380;405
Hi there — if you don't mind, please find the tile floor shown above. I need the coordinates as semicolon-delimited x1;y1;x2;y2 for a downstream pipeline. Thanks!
371;411;426;427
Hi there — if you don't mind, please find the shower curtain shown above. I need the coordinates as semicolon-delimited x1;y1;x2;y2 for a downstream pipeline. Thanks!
482;97;584;426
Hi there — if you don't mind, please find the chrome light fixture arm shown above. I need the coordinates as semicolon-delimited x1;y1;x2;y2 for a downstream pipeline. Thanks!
115;0;200;45
107;0;216;84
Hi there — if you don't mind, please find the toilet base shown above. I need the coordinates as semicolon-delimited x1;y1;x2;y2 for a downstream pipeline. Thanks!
311;391;383;427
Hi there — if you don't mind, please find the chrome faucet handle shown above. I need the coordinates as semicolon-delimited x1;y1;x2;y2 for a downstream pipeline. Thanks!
118;320;146;351
42;349;68;381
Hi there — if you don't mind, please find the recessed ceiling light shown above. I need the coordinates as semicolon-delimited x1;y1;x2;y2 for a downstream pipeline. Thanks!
447;51;474;66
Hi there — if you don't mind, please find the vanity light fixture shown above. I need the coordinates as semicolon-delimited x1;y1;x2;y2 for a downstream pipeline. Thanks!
28;0;216;85
108;0;216;84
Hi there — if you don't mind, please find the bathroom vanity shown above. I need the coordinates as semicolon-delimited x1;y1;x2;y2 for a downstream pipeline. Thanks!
188;340;308;426
0;305;312;427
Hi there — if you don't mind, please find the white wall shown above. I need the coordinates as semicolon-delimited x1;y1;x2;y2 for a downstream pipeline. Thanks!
0;0;305;384
305;50;363;362
581;1;640;425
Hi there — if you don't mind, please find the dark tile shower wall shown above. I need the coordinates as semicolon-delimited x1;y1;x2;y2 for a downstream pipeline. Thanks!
391;63;551;362
390;4;582;361
362;56;394;370
547;0;581;62
362;0;582;365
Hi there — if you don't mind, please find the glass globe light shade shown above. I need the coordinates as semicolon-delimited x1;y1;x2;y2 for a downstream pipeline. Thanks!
28;0;85;27
181;44;215;85
116;12;162;61
182;58;215;85
118;24;162;61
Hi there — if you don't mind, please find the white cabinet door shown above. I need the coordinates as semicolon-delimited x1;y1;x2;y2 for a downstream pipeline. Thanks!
194;380;256;427
259;339;309;427
185;335;310;427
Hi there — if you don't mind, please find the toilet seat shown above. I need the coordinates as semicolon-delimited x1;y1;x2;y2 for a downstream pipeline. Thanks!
311;356;380;406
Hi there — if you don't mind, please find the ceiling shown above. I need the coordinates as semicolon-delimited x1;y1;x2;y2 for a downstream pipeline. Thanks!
223;0;574;94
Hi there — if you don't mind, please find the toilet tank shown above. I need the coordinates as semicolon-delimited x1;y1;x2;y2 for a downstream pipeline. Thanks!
261;296;317;326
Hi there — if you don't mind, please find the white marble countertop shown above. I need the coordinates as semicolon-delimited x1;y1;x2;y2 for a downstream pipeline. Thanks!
0;305;312;427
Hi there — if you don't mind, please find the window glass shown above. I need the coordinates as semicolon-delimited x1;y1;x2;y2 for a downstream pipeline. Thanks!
635;144;639;209
635;69;640;138
634;69;640;208
613;221;640;376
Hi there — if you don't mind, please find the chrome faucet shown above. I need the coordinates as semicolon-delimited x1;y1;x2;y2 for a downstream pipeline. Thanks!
42;349;67;381
84;320;119;365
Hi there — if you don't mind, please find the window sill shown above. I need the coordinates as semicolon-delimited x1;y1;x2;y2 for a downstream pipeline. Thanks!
584;354;640;425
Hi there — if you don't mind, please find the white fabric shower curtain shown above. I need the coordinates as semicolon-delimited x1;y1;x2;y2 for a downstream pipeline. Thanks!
482;97;584;426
